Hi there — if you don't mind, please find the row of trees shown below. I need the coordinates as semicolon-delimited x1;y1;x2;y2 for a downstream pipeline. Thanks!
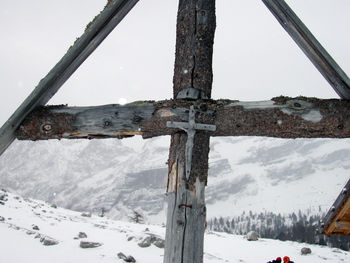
208;210;350;251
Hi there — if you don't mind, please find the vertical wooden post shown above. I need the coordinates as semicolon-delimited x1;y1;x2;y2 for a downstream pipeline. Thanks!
164;1;216;262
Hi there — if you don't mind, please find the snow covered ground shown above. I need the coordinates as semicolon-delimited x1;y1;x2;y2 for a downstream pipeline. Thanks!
0;189;348;263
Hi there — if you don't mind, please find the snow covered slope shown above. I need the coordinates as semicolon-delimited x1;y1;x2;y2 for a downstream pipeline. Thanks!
0;189;349;263
0;136;349;223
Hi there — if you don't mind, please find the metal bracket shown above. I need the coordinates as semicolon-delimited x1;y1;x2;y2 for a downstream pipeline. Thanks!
176;87;208;100
167;106;216;180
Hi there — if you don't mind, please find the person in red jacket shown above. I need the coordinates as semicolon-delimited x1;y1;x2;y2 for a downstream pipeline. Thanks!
267;257;282;263
283;256;294;263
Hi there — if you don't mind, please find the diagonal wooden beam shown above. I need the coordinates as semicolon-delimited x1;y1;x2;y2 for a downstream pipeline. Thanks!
15;97;350;140
0;0;139;157
262;0;350;99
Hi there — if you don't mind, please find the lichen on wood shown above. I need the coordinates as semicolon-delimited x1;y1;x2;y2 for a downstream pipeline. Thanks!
15;97;350;141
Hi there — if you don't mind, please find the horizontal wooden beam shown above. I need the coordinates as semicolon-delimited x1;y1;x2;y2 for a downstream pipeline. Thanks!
0;0;139;156
15;97;350;140
262;0;350;99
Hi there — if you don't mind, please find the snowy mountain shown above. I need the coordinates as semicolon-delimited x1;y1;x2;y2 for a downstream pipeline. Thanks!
0;136;349;224
1;189;349;263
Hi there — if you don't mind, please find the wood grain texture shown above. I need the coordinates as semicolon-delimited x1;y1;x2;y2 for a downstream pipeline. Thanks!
0;0;139;156
16;97;350;141
165;1;215;262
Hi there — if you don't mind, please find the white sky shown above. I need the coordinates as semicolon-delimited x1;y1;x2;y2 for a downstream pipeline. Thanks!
1;0;350;127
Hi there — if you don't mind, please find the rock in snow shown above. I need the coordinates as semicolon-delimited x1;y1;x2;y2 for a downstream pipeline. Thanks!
78;232;88;239
0;188;349;263
137;235;165;248
301;247;312;255
40;236;59;246
246;231;259;241
79;241;103;248
117;252;136;262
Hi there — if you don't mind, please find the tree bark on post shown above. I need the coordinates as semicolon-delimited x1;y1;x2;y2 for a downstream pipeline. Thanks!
164;1;216;262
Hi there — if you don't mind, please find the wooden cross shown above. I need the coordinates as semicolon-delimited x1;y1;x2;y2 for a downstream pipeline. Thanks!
167;106;216;180
1;0;350;262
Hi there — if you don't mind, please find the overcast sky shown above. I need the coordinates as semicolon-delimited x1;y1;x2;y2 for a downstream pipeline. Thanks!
1;0;350;127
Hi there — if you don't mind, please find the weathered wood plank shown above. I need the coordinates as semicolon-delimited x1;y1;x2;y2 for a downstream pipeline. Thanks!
16;97;350;140
262;0;350;99
164;1;216;262
0;0;139;156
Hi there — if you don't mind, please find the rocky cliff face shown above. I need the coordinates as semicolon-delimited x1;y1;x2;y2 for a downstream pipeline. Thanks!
1;136;349;224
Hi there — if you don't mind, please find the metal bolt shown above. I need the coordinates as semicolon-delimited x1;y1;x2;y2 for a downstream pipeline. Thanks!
132;115;143;124
104;121;112;127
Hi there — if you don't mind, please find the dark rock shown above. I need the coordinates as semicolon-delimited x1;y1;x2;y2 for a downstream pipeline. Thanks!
40;236;59;246
118;252;136;262
32;225;40;230
127;236;134;241
78;232;88;239
137;235;165;248
153;238;165;248
34;234;41;239
0;216;5;222
144;228;150;232
26;230;36;235
51;204;57;209
125;255;136;262
0;201;5;206
80;241;102;248
81;212;91;217
137;236;152;248
0;194;8;201
301;247;312;255
118;252;127;260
